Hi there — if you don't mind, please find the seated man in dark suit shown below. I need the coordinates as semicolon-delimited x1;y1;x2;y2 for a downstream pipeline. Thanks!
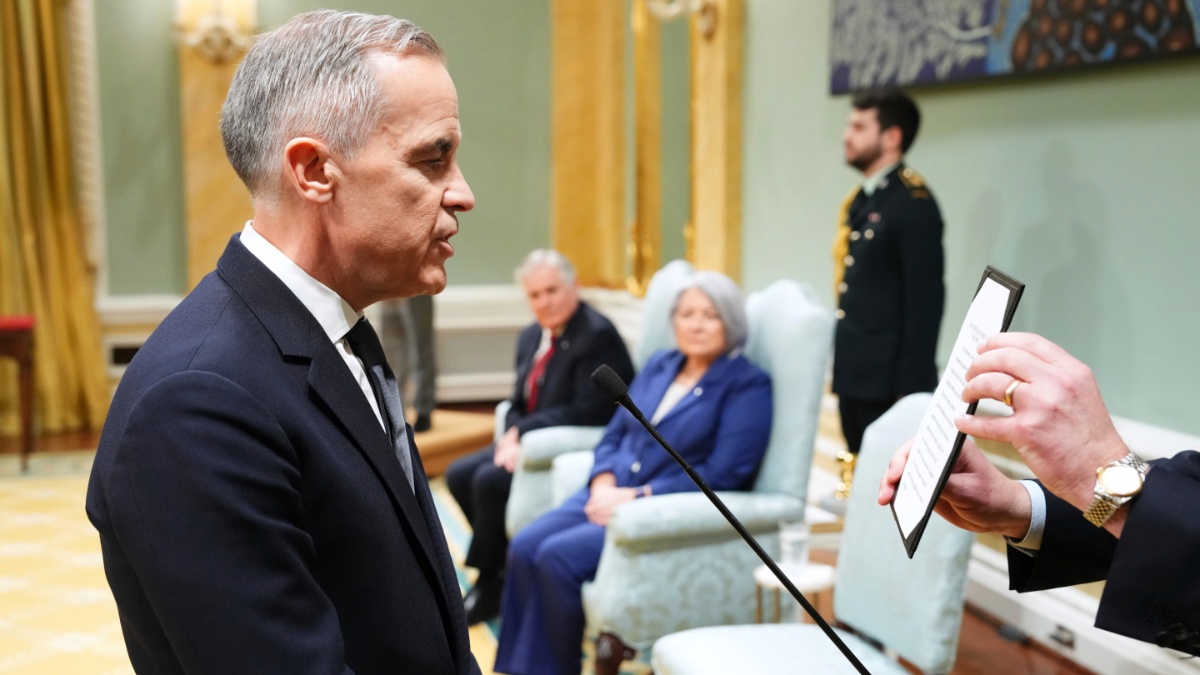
879;332;1200;656
446;249;634;625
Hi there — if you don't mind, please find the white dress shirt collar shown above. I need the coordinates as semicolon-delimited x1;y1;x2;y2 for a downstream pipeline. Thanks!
239;222;386;431
239;222;361;342
861;161;899;197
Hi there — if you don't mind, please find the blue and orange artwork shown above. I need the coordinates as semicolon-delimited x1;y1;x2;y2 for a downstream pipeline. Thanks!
830;0;1200;94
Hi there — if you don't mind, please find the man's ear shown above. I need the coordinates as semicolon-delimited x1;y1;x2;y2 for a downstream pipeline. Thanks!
881;125;904;155
283;137;336;204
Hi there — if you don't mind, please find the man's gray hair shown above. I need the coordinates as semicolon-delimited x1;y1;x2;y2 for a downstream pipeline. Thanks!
220;10;443;200
514;249;577;286
671;271;749;351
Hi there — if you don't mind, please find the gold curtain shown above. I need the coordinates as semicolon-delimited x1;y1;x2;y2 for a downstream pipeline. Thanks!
0;0;108;435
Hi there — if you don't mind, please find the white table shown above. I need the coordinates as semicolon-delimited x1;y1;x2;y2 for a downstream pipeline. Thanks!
753;562;836;624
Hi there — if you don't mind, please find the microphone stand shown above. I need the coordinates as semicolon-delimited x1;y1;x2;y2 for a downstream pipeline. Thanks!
620;397;871;675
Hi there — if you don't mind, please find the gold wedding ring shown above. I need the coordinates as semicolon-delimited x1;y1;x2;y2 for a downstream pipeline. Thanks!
1003;379;1024;408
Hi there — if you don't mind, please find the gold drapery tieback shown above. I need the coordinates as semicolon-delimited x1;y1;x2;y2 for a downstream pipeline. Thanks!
831;186;860;298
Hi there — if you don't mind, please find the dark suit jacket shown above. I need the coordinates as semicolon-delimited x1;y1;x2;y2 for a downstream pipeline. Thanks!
1008;451;1200;656
588;349;773;494
833;163;945;401
86;237;480;675
503;301;634;436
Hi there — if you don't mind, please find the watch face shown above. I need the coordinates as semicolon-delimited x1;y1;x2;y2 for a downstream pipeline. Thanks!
1099;464;1143;497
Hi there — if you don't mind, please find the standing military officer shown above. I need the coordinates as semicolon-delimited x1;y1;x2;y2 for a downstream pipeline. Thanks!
831;89;945;495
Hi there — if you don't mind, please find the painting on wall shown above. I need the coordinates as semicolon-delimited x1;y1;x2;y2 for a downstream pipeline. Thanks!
829;0;1200;94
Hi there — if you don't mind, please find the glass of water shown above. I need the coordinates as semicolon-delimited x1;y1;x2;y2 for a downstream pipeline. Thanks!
779;520;810;567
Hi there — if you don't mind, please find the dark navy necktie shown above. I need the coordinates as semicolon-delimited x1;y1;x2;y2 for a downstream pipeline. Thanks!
344;317;416;492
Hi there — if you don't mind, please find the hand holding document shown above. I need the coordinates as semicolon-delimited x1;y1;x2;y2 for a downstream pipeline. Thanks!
891;267;1023;557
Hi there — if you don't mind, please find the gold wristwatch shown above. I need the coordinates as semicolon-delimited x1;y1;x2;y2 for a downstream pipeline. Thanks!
1082;452;1150;527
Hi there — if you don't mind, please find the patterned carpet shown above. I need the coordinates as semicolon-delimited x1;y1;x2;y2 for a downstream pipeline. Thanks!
0;454;131;675
0;449;654;675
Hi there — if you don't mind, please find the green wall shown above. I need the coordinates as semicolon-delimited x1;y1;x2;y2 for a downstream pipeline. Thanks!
95;1;186;296
98;1;551;295
743;1;1200;435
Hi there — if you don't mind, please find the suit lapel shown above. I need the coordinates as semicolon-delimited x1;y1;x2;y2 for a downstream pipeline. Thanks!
512;326;540;408
305;350;445;583
407;434;473;671
640;352;683;421
655;353;737;426
216;236;450;617
520;303;589;410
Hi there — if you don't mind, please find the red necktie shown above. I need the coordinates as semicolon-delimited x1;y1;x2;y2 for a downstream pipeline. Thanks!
526;342;556;410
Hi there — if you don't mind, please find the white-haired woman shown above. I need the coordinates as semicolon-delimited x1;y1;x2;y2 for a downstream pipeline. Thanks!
494;271;773;675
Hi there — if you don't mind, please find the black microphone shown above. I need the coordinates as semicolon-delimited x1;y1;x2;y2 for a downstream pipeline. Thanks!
591;362;634;408
590;365;871;675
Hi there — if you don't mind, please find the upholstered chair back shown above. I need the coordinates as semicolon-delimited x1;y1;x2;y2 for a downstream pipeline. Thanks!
834;393;975;674
744;280;833;504
633;259;694;370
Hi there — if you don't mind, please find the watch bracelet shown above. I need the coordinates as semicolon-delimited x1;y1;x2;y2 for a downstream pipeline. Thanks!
1082;452;1149;527
1083;498;1118;527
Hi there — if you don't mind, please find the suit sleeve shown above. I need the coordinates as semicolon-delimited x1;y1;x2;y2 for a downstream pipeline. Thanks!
1007;484;1116;592
99;371;355;674
587;350;662;483
587;409;634;482
1007;453;1200;656
646;368;774;496
512;327;632;436
1096;451;1200;654
894;196;944;396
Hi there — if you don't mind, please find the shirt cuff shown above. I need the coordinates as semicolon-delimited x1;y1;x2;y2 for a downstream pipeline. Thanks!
1006;479;1046;555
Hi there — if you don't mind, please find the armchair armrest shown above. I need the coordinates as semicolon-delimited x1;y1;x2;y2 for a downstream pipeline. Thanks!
505;427;603;537
606;492;805;555
518;426;605;471
551;450;594;507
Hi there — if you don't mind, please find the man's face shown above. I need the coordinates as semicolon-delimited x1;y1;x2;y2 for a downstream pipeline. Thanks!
843;107;884;173
522;265;580;332
328;53;475;308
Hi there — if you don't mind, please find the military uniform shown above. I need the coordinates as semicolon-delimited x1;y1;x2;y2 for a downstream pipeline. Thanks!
833;163;945;454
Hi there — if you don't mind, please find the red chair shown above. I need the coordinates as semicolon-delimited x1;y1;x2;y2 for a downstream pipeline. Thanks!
0;316;35;472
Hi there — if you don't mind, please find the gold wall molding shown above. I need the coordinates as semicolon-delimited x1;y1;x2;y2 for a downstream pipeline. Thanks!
550;0;626;289
179;1;255;289
628;0;663;296
551;0;742;291
689;0;743;282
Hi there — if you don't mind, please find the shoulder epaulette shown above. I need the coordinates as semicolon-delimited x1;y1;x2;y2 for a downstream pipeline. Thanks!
898;167;926;189
910;188;931;200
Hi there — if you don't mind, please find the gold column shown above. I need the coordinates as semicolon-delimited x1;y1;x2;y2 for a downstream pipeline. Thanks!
177;0;255;289
551;0;626;288
628;0;663;296
689;0;743;281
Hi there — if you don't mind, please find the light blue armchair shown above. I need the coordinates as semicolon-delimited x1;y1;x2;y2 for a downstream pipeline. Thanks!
650;394;976;675
503;260;695;537
562;279;835;673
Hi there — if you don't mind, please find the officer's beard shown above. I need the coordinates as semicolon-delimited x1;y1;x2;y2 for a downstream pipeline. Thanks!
846;141;883;174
